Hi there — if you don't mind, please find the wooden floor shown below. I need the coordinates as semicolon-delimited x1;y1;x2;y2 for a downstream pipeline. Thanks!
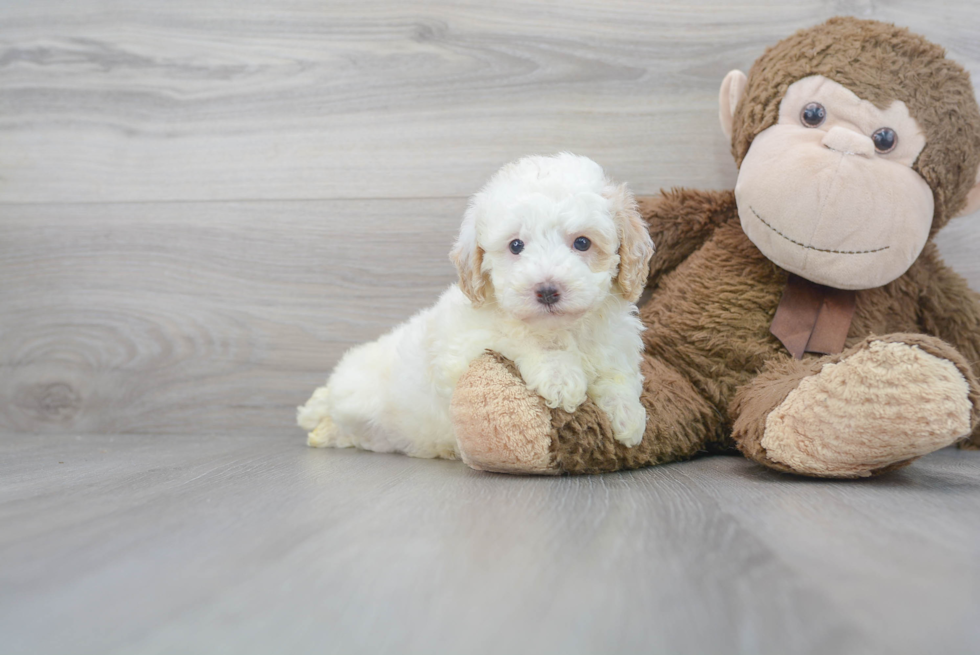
4;1;980;653
2;434;979;655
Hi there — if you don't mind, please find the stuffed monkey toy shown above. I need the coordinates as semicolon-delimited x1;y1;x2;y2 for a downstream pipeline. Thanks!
450;17;980;477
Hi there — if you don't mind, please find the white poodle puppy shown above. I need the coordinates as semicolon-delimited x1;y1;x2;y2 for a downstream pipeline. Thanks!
298;153;655;459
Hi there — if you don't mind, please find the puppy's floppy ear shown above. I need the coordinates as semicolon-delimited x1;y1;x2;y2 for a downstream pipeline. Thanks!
607;183;655;303
449;202;492;307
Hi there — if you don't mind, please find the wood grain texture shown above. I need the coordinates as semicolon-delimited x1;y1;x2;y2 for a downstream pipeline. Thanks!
0;199;461;435
1;0;979;203
1;433;979;655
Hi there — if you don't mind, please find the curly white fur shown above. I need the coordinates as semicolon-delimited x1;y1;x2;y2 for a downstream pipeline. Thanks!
298;153;655;458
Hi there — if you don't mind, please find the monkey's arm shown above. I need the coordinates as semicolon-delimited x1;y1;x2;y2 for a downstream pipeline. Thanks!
638;188;738;287
915;244;980;448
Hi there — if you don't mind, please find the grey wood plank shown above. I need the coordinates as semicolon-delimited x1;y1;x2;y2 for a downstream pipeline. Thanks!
1;433;978;655
1;0;979;203
0;199;461;436
675;457;980;654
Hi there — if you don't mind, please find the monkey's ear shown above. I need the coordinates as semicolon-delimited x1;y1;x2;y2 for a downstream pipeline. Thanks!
608;183;655;303
956;167;980;217
719;70;748;142
449;205;491;307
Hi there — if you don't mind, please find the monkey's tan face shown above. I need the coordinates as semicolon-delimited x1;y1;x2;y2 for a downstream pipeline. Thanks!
734;75;934;290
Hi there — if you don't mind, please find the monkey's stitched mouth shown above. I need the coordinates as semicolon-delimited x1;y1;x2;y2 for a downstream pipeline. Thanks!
749;207;889;255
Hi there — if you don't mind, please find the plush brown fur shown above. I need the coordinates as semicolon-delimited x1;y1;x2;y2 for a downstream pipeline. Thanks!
732;17;980;231
451;17;980;476
523;189;980;475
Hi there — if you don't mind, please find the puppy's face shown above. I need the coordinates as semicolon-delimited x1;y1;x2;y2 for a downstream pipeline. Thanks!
482;191;617;321
451;154;653;323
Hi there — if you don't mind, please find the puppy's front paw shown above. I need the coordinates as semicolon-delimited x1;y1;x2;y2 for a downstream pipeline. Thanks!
595;392;647;447
524;363;588;413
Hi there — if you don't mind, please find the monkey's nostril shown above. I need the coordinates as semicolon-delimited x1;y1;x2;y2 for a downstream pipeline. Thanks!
535;285;561;306
821;126;874;158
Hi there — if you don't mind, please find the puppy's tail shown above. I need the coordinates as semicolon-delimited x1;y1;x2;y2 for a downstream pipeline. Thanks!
297;385;337;447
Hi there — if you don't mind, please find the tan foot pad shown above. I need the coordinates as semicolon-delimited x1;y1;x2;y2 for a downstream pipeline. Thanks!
452;354;558;475
762;341;972;477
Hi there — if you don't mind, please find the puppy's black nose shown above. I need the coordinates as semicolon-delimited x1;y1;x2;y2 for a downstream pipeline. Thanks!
535;284;561;306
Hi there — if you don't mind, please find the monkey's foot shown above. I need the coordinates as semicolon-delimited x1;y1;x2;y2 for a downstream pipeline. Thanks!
451;353;559;474
762;340;973;477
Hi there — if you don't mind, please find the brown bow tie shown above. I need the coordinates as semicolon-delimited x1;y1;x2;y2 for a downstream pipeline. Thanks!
770;274;857;360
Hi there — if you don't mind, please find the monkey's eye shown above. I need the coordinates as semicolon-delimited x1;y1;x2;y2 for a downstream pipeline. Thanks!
573;236;591;252
800;102;826;127
509;239;524;255
872;127;898;153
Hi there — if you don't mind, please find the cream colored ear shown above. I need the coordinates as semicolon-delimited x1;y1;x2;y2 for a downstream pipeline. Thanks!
607;183;655;303
719;70;747;142
957;166;980;217
449;205;491;307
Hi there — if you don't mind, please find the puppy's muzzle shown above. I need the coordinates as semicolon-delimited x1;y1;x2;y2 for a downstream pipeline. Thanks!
535;284;561;306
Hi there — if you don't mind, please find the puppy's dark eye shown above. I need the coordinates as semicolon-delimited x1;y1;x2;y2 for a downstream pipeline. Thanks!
509;239;524;255
801;102;826;127
573;236;591;252
872;127;897;153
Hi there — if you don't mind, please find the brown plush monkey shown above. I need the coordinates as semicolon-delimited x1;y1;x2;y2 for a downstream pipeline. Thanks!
450;17;980;477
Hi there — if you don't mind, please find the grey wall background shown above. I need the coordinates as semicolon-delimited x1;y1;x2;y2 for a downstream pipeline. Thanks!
2;0;979;436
